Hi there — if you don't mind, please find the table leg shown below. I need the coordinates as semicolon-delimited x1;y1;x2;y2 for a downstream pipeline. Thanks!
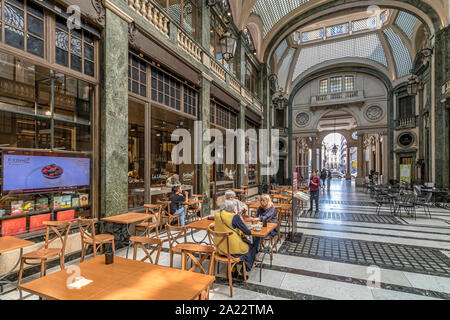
0;248;24;300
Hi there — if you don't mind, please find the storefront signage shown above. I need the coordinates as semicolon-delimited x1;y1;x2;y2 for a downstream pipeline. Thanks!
152;174;168;180
400;164;412;184
182;173;194;181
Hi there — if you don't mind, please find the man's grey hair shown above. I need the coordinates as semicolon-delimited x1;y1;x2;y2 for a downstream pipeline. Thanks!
221;199;238;213
172;174;179;180
225;190;236;199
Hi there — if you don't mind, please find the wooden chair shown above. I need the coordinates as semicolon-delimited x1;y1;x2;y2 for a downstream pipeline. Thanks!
77;218;115;262
135;204;161;238
130;236;162;264
186;200;203;223
278;204;293;239
166;224;191;268
179;243;215;300
18;221;72;285
157;200;180;232
207;224;247;298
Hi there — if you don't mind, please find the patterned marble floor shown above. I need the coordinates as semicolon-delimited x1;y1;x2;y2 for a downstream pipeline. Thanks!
4;180;450;300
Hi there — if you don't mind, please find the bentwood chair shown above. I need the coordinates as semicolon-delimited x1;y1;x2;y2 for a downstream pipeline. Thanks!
207;224;247;298
166;224;192;268
179;243;215;300
157;200;180;232
186;200;203;223
130;236;163;264
18;221;72;285
77;218;115;262
135;204;161;238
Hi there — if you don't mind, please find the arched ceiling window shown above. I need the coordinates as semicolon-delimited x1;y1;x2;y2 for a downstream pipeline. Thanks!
251;0;310;37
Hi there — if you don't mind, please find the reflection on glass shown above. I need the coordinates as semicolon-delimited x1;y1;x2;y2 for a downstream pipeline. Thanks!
128;100;146;209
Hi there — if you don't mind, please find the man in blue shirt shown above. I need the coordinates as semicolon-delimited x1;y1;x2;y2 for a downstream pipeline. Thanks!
168;186;188;226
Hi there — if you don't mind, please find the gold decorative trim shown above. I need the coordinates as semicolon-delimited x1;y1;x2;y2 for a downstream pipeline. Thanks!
102;0;134;23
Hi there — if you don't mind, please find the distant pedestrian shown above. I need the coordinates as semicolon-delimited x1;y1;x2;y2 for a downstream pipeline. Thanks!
308;171;321;212
327;170;332;190
320;168;327;190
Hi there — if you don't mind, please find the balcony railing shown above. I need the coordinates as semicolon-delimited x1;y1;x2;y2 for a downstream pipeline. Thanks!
312;90;363;104
127;0;263;112
128;0;169;37
396;116;417;129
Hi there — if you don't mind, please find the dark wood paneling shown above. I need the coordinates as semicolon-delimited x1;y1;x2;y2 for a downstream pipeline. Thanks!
245;107;262;124
211;82;240;112
131;28;201;85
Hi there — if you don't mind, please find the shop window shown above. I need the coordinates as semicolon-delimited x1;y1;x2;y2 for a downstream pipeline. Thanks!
128;100;146;209
129;54;147;97
245;121;259;186
0;52;94;235
55;15;95;77
1;0;44;57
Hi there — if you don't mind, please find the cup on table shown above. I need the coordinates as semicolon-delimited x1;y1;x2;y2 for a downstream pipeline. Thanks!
105;252;114;265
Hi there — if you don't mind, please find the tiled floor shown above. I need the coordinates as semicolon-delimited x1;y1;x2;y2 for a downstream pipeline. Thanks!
4;180;450;300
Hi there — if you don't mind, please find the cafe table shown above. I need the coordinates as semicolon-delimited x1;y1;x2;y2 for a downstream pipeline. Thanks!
20;255;215;300
101;213;153;258
0;236;35;300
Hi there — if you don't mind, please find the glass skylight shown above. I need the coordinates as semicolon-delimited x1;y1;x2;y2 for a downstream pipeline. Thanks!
277;48;296;91
383;27;412;78
252;0;310;37
274;40;288;65
395;11;418;40
292;33;387;80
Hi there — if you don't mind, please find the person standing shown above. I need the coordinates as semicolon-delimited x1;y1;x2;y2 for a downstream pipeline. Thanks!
327;170;332;191
309;171;321;212
320;169;327;191
169;186;188;226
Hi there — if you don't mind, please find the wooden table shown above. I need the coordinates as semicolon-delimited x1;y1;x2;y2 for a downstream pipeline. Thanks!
0;236;35;300
101;213;153;258
20;255;215;300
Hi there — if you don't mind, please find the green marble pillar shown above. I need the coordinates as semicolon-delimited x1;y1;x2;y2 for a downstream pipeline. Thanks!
434;26;450;188
199;76;211;213
237;103;246;187
100;9;129;217
260;63;270;192
199;0;211;49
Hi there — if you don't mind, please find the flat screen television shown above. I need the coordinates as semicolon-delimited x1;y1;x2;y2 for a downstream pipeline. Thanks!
2;150;90;194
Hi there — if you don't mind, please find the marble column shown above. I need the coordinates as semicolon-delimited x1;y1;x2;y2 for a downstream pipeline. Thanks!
100;9;129;217
381;133;389;184
199;75;211;213
356;134;365;186
311;137;317;173
346;150;351;180
319;147;323;171
376;135;382;183
237;103;246;188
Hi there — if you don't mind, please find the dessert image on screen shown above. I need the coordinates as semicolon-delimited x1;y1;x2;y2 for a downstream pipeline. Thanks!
42;164;64;179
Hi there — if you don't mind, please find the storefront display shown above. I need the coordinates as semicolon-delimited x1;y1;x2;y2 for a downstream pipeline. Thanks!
0;0;98;236
127;50;199;209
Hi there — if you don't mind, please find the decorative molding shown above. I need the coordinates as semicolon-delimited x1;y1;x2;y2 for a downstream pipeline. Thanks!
102;0;134;23
91;0;106;26
128;22;137;47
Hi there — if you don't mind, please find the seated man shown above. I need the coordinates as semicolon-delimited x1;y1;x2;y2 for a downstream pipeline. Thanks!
214;200;258;279
166;174;181;187
168;186;188;226
220;190;247;215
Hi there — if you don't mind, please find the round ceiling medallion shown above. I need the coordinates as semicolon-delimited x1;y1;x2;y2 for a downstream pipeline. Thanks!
366;106;383;121
296;112;310;126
